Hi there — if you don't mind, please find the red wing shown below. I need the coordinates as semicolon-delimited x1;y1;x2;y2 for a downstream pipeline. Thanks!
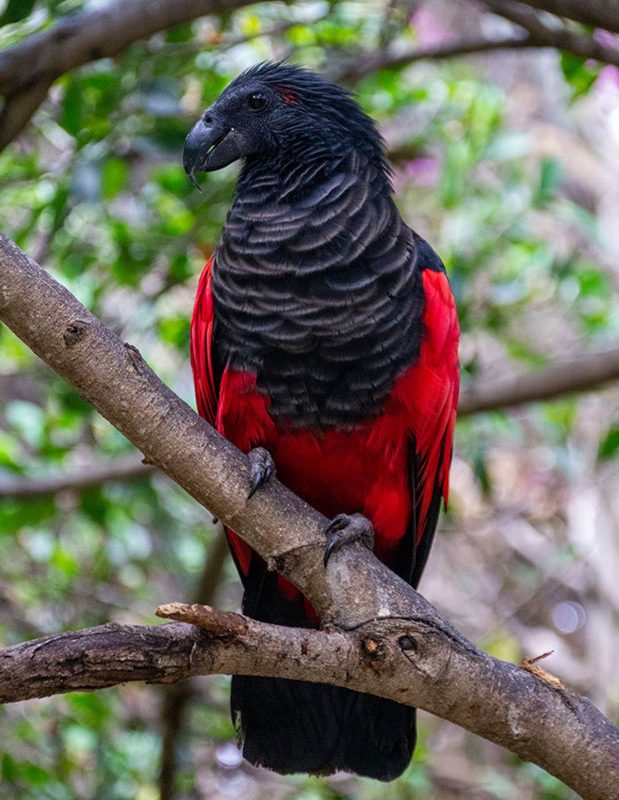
395;267;460;585
190;257;218;425
190;257;256;578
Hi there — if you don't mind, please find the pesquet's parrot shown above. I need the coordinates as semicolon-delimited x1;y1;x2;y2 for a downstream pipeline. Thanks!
183;62;459;781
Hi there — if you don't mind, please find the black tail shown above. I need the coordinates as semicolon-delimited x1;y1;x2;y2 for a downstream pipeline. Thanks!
231;564;416;781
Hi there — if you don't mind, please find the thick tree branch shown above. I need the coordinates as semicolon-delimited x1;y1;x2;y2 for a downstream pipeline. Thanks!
0;234;618;800
0;0;262;150
480;0;619;66
1;606;618;800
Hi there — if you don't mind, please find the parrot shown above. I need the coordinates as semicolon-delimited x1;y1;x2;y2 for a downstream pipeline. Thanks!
183;61;459;781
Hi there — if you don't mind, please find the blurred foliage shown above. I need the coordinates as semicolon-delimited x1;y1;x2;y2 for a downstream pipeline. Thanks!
1;1;618;798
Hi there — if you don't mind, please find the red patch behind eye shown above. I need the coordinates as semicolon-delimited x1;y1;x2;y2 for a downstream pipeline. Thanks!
275;86;298;106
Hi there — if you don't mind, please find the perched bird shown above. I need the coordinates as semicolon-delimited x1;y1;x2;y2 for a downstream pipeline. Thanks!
183;62;459;781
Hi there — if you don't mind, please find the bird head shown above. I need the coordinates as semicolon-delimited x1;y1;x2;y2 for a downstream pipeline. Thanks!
183;61;388;188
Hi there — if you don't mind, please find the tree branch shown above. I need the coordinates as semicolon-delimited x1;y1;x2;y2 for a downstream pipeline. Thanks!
458;346;619;416
1;605;618;800
502;0;619;35
331;0;619;85
0;234;618;799
480;0;619;66
0;0;263;151
0;80;53;153
330;33;535;83
0;453;155;499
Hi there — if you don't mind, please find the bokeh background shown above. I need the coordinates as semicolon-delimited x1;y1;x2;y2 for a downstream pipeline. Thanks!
1;1;618;798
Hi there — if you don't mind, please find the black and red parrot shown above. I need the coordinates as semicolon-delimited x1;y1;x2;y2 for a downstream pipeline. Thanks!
183;62;459;781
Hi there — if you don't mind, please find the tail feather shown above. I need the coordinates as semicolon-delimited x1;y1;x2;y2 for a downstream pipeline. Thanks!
232;562;416;781
232;675;415;780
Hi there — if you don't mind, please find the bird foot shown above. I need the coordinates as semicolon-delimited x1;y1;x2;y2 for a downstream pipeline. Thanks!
323;513;375;567
247;447;276;499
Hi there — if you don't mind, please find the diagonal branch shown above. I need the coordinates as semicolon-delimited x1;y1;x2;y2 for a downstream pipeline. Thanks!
0;80;53;153
0;234;618;800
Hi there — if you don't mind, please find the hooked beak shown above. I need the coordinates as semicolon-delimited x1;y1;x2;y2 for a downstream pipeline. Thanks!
183;114;247;189
183;117;228;190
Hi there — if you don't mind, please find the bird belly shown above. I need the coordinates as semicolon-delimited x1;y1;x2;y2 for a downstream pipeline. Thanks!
215;367;411;568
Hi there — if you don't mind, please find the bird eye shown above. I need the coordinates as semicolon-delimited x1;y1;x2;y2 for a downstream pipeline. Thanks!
247;92;267;110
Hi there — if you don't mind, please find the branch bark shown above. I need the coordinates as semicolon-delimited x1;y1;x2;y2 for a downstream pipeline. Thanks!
330;33;535;83
0;0;262;150
458;346;619;416
0;234;618;800
1;606;618;800
0;453;154;499
480;0;619;66
501;0;619;35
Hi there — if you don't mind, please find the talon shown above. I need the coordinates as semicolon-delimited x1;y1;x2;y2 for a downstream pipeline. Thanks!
247;447;276;499
323;512;374;567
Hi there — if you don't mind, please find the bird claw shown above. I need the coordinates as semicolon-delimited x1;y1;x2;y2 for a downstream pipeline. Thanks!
323;513;375;567
247;447;276;499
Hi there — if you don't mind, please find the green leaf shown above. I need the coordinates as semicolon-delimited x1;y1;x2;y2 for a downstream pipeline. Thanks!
102;157;128;200
1;753;18;782
560;52;601;100
60;79;83;137
534;158;562;207
19;761;51;785
0;0;36;26
599;425;619;461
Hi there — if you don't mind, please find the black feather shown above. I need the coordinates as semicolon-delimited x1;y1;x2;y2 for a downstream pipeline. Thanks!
232;563;415;780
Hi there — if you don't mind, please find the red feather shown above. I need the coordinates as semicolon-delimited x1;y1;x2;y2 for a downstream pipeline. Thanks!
190;257;217;425
190;258;459;586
